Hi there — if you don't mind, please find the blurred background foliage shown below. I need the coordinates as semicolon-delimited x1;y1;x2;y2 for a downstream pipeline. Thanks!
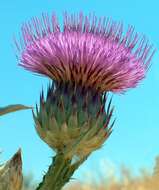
22;155;159;190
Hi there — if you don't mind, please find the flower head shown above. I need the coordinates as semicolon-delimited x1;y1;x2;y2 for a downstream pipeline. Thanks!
16;12;155;93
16;12;155;159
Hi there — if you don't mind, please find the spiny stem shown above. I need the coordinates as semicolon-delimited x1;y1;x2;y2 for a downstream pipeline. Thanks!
36;152;87;190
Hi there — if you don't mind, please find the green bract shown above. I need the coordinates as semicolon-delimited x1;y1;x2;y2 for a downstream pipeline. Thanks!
33;82;114;159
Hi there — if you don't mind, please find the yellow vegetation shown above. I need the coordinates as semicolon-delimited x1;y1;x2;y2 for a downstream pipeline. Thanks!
65;156;159;190
23;156;159;190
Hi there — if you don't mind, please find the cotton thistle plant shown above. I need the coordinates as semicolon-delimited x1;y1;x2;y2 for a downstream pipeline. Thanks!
0;149;23;190
15;12;155;190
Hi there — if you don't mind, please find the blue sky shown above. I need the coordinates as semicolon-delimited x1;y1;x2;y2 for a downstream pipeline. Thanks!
0;0;159;182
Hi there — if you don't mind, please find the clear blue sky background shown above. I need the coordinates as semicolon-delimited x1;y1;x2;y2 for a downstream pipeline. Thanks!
0;0;159;183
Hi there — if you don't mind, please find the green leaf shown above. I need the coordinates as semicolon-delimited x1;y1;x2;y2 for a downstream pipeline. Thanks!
0;104;32;116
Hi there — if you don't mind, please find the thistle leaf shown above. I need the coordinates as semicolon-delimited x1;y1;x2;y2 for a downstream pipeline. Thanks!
0;104;32;116
0;149;23;190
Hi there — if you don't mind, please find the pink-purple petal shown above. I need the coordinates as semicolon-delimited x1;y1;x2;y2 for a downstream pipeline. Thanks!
16;12;155;93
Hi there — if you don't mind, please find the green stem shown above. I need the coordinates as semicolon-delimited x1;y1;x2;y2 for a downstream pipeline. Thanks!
36;153;87;190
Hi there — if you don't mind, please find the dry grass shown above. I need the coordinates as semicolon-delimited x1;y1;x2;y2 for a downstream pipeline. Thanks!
65;156;159;190
65;171;159;190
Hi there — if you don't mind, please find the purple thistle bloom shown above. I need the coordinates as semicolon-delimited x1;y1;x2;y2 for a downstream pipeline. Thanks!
14;13;156;189
15;12;155;93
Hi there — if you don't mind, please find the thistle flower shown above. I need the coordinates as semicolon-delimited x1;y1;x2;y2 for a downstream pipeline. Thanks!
0;149;23;190
16;12;155;158
16;12;155;93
